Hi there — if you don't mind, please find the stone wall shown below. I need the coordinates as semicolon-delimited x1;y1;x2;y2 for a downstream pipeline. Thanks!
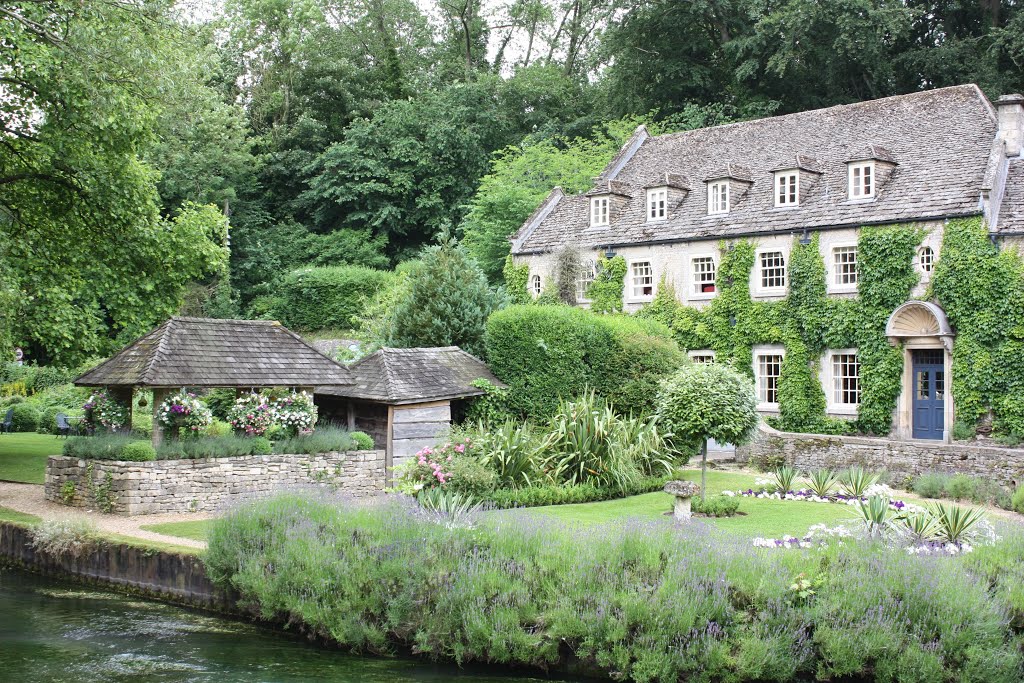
44;450;386;515
737;426;1024;487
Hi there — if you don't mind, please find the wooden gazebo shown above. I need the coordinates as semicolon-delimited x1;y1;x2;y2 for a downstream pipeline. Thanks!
315;346;503;471
74;317;353;446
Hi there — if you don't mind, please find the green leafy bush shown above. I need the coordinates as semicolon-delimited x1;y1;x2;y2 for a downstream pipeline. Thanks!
118;441;156;462
691;494;740;517
203;389;237;420
486;305;683;419
913;472;950;499
351;431;374;450
444;457;498;497
455;419;546;488
36;406;62;434
205;419;232;438
10;403;40;432
913;472;1011;508
270;265;395;331
1012;485;1024;514
484;475;671;508
156;435;273;460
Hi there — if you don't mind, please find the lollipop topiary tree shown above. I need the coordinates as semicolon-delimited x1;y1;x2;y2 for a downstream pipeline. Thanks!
656;363;760;501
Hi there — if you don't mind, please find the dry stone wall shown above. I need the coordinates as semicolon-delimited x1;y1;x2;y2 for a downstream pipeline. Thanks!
44;451;386;515
738;427;1024;488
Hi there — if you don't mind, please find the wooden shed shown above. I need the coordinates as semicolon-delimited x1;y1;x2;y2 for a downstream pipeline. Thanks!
315;347;504;470
74;317;354;446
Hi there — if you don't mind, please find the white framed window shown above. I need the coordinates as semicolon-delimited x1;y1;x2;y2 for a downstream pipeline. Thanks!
758;250;787;291
775;171;799;207
918;246;935;273
708;181;729;215
530;274;542;298
754;349;784;407
848;161;874;199
688;350;716;364
576;260;596;301
691;255;717;297
647;187;667;222
832;246;858;288
629;260;654;300
590;196;610;226
829;351;861;408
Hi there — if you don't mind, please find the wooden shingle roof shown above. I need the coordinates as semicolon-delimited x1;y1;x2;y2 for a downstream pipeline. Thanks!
74;317;353;388
317;347;504;404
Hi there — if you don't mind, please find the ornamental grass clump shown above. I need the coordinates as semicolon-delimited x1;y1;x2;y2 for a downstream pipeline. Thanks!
771;465;800;494
806;468;839;498
840;466;879;497
206;493;1024;683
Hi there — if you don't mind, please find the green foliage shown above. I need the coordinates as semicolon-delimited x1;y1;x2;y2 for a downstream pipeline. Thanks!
840;466;879;497
385;233;502;358
118;441;157;462
156;435;273;460
9;403;40;433
913;472;949;499
1012;486;1024;514
203;389;237;421
770;465;800;494
268;265;395;332
462;380;516;425
502;256;531;305
271;427;360;455
806;469;839;498
913;472;1012;508
655;364;760;452
691;494;740;517
206;493;1024;681
932;217;1024;437
455;420;547;489
586;256;627;314
351;432;374;450
62;434;138;460
473;475;672;509
485;305;682;419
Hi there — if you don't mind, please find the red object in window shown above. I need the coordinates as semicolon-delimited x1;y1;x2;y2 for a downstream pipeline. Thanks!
701;283;716;293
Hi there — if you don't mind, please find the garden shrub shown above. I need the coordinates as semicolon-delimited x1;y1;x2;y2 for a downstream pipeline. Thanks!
485;305;682;419
270;265;395;331
62;434;137;460
9;403;40;432
483;475;671;508
205;419;232;438
272;427;356;455
203;389;236;420
206;494;1024;681
691;494;740;517
913;472;950;499
156;435;274;460
351;431;374;450
913;472;1012;508
443;457;498;497
1013;486;1024;514
947;473;976;501
118;441;157;462
36;406;61;434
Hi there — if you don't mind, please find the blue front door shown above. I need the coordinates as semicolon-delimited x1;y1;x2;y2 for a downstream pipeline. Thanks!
912;349;945;440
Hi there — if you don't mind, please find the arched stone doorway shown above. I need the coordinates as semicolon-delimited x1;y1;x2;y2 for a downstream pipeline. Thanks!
885;301;955;442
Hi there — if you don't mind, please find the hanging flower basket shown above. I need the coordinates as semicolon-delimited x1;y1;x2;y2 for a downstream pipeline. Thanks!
227;393;276;436
82;390;129;432
157;390;213;437
272;391;318;436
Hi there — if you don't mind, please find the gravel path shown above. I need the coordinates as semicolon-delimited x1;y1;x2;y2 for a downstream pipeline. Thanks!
0;482;210;550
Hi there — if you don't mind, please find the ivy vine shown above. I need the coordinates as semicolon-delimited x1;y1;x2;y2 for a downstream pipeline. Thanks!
586;255;627;313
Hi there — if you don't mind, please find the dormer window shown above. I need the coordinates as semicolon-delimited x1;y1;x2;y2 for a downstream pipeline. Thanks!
590;196;610;226
708;181;729;214
775;171;799;207
848;161;874;199
647;187;667;221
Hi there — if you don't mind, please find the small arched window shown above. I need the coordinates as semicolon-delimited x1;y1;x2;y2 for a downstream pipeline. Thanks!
530;274;542;297
918;246;935;274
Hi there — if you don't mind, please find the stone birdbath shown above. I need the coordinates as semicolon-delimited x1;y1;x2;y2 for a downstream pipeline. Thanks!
664;480;701;521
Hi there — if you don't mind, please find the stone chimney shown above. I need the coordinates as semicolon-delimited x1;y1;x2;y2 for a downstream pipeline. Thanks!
997;94;1024;157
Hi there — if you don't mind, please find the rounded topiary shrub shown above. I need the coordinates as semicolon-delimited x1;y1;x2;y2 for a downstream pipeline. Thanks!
10;403;40;432
119;441;157;462
351;431;374;450
249;437;272;456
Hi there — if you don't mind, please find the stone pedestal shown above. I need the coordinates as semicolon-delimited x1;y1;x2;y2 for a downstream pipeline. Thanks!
664;480;701;522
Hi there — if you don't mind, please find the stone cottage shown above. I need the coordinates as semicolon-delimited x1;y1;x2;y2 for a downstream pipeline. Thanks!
509;85;1024;443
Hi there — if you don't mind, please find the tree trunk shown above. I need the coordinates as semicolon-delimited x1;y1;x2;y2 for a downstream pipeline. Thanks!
700;438;707;502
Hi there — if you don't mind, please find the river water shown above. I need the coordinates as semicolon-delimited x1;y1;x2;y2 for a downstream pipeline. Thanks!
0;568;574;683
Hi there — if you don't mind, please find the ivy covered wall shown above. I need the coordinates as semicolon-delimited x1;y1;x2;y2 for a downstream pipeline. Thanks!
639;225;923;436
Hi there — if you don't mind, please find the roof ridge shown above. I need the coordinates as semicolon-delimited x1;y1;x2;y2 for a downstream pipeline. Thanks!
378;350;398;400
140;318;173;385
649;85;987;144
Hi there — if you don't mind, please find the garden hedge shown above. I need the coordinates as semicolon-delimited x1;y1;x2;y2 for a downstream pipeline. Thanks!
485;305;684;418
268;265;396;331
9;403;40;432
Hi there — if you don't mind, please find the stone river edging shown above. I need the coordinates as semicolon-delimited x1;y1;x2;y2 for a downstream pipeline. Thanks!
0;521;236;611
737;424;1024;487
44;450;386;515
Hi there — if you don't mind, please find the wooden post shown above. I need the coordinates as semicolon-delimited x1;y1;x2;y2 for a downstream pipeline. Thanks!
385;405;394;488
152;388;170;449
346;400;356;431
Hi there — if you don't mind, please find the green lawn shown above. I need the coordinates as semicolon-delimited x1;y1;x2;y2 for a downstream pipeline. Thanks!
0;433;63;484
139;520;210;542
528;468;861;538
0;505;42;525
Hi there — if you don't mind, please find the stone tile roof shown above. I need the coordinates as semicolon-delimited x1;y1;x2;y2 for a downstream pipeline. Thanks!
999;159;1024;231
75;317;353;388
512;85;999;253
317;347;504;404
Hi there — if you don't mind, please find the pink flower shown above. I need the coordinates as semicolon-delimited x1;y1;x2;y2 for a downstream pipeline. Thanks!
454;444;465;454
